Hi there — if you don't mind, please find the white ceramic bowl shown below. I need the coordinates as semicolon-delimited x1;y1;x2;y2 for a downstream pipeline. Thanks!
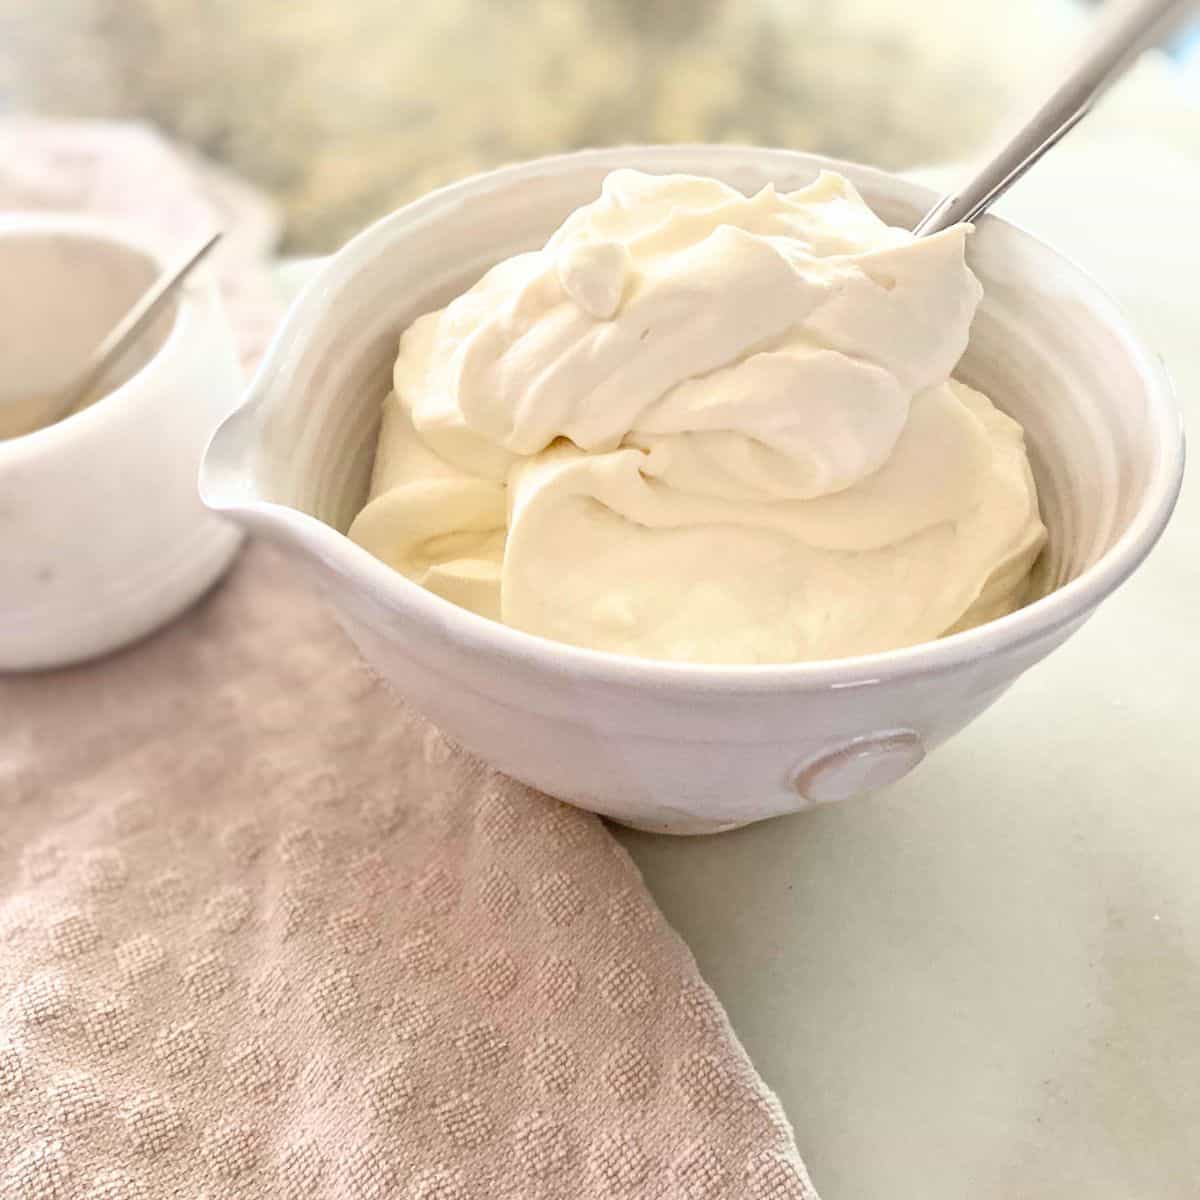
0;215;245;671
201;147;1184;833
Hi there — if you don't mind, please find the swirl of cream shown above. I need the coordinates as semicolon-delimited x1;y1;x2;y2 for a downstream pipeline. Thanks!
349;170;1045;663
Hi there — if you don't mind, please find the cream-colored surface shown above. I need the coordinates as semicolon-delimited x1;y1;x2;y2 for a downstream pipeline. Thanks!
349;170;1044;663
0;233;160;442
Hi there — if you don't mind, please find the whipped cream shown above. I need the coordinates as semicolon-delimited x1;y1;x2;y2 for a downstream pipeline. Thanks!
349;169;1046;663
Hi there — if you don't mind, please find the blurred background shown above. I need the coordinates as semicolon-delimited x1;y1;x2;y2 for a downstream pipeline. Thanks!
1;0;1196;252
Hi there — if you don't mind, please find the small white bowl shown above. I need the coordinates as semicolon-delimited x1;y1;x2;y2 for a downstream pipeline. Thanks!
201;147;1185;833
0;215;245;671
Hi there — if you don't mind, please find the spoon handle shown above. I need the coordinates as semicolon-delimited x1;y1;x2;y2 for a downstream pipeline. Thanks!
915;0;1195;235
52;232;222;423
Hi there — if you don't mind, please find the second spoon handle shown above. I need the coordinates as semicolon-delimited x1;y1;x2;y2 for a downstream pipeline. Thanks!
915;0;1195;236
54;232;222;423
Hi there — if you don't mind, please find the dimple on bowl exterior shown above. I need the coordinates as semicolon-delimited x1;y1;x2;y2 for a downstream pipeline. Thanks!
200;146;1184;834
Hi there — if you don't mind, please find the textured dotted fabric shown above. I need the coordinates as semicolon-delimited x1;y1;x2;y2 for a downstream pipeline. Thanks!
0;544;817;1199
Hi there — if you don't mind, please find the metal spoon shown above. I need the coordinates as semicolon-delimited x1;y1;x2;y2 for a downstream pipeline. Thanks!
915;0;1196;236
20;231;222;434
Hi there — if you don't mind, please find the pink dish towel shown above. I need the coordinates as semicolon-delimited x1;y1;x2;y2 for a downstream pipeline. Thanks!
0;122;817;1200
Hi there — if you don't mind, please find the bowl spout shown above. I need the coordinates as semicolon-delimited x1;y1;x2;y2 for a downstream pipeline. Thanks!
199;396;265;513
199;398;342;563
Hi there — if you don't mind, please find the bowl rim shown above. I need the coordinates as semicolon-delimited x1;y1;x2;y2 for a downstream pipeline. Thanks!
0;213;198;462
212;143;1186;694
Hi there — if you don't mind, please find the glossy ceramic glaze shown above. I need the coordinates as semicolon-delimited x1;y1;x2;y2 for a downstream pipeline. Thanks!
201;146;1184;833
0;215;244;671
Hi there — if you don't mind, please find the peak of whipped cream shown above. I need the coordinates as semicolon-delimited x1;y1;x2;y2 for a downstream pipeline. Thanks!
350;169;1045;664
